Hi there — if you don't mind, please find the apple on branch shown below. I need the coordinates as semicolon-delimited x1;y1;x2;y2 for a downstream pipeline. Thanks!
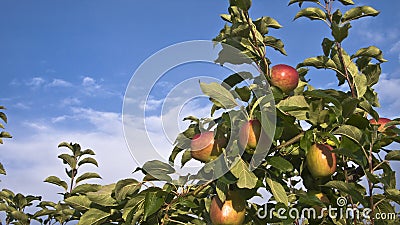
190;131;225;163
270;64;299;94
306;143;337;179
209;191;246;225
369;117;395;133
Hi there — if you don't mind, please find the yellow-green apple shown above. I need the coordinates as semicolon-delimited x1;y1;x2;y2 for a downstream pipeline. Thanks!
306;144;336;179
209;191;246;225
190;131;225;163
270;64;299;93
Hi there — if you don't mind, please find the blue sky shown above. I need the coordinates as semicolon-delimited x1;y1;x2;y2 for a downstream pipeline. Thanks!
1;0;400;201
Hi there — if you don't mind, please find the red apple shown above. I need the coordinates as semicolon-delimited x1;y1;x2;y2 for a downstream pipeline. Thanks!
270;64;299;93
369;118;394;132
209;191;246;225
306;144;336;179
190;131;224;163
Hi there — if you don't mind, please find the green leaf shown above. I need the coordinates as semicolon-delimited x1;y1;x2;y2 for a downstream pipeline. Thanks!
142;160;175;182
75;172;102;184
352;46;387;63
44;176;68;191
358;100;379;121
0;162;6;175
338;0;354;5
78;157;98;167
298;56;338;70
266;177;288;206
57;154;76;168
288;0;319;6
216;180;228;203
220;14;232;23
64;195;92;211
0;112;7;123
0;131;12;138
58;142;73;150
86;184;116;207
230;158;258;189
323;181;367;206
71;184;101;195
268;156;294;172
77;208;111;225
277;95;309;120
81;149;96;156
385;151;400;161
331;22;351;43
385;189;400;204
229;0;252;11
234;86;251;102
143;160;175;174
294;7;326;21
263;36;287;55
341;97;359;118
322;38;335;56
333;125;364;146
115;179;141;201
222;72;253;88
181;149;192;168
200;82;238;109
11;210;29;222
143;191;165;221
353;73;367;98
253;16;282;35
342;6;379;23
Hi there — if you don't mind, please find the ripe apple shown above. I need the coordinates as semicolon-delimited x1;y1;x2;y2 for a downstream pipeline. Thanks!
270;64;299;94
238;119;270;154
190;131;225;163
369;118;394;132
239;119;261;150
306;144;336;179
209;191;246;225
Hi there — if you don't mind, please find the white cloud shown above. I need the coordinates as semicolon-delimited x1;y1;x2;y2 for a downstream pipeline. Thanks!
140;97;164;111
47;78;72;87
0;95;247;203
26;77;45;88
51;115;68;123
13;102;30;110
375;73;400;118
71;107;121;133
22;121;49;131
82;77;98;87
61;97;81;107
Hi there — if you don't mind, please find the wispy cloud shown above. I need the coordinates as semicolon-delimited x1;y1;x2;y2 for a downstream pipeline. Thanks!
47;78;72;87
60;97;81;107
13;102;30;110
26;77;46;89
